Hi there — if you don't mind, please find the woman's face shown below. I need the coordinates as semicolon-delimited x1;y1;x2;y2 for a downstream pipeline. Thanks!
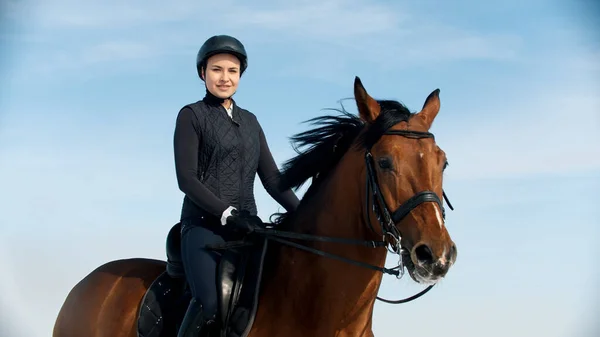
202;53;241;99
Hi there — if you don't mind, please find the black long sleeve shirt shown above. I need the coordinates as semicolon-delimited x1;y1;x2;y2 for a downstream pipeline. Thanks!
173;97;299;224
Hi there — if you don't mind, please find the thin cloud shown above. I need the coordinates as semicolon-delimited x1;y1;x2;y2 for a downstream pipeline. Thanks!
4;0;524;79
21;41;160;76
8;0;219;30
226;0;522;63
224;0;406;39
0;244;38;337
564;49;600;73
439;90;600;181
1;0;23;21
75;40;161;68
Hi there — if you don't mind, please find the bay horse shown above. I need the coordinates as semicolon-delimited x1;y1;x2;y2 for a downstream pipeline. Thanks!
53;77;457;337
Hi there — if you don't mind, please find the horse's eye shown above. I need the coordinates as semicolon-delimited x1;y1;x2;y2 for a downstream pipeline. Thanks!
378;157;393;170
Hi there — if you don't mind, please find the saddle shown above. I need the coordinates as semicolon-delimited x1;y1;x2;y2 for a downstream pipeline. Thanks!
153;222;268;337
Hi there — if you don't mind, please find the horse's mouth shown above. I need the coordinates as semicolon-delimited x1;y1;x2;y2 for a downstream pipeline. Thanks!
401;250;442;285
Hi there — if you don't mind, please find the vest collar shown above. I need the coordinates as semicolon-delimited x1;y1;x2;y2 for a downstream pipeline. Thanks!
202;89;239;120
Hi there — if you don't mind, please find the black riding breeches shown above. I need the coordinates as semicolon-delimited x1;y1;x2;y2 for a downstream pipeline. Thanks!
180;217;226;318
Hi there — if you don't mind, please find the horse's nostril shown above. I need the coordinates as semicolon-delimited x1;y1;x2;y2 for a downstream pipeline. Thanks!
414;244;434;264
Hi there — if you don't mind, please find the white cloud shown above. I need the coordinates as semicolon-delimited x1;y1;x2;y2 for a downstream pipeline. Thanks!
563;49;600;73
9;0;214;29
11;41;162;78
223;0;522;74
224;0;406;39
3;0;524;79
80;41;156;64
0;246;36;337
1;0;23;21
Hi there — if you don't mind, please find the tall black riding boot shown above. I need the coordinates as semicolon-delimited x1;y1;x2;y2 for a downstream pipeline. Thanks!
177;298;217;337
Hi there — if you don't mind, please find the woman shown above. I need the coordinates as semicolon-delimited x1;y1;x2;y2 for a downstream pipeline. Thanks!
173;35;300;337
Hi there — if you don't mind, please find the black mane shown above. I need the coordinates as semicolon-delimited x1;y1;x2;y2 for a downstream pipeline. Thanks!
270;98;415;227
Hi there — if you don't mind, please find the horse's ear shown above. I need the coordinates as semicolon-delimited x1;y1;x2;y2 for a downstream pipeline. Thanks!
354;76;380;124
417;89;441;129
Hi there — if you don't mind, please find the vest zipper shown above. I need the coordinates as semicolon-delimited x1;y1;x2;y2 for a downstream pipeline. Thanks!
233;111;245;211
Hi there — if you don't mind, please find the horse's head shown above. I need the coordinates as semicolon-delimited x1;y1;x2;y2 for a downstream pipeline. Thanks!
353;77;456;285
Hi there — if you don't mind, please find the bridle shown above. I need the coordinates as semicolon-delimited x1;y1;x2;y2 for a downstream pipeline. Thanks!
208;127;454;304
362;128;453;303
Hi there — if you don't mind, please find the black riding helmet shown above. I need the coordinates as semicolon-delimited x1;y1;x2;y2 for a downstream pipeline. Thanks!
196;35;248;81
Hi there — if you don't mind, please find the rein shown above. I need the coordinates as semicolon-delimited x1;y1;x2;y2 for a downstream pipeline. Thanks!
207;128;454;305
252;227;437;304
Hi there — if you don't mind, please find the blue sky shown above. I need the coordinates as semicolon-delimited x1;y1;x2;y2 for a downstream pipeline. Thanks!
1;0;598;336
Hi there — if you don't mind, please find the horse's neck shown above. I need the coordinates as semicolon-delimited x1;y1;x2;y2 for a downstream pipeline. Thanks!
307;151;387;292
308;150;382;245
259;151;386;334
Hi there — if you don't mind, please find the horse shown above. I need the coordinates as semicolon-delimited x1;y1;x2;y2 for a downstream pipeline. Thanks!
52;76;457;337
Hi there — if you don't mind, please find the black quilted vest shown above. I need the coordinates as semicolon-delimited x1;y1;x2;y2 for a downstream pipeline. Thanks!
180;98;261;221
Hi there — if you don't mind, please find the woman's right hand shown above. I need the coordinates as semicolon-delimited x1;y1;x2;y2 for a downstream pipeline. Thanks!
225;209;260;233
